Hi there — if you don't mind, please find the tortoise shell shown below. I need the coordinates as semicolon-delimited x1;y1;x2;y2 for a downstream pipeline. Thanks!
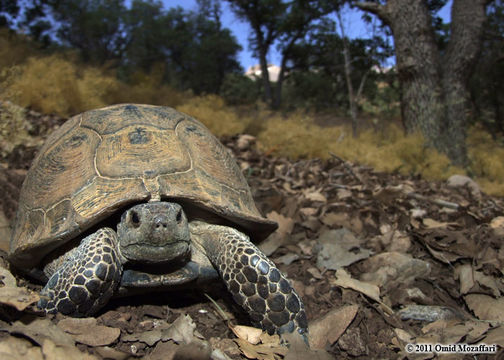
9;104;277;268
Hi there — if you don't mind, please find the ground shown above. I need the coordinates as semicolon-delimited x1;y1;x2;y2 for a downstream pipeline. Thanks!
0;105;503;359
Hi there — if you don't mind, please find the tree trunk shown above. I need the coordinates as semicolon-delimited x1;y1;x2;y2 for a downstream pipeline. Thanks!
258;46;273;105
440;0;489;165
336;10;359;137
356;0;492;167
273;52;288;109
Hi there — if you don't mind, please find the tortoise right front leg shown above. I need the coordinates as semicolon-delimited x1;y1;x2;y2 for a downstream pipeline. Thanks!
38;227;123;317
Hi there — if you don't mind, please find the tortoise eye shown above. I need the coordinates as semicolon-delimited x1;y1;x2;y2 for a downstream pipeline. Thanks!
130;211;141;227
176;210;182;223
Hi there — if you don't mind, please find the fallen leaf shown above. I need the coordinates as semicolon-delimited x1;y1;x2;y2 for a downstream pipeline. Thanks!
360;252;431;289
320;212;363;234
41;339;98;360
0;335;43;360
490;216;504;237
275;253;299;265
0;266;40;311
283;333;334;360
0;210;11;253
303;189;327;203
235;337;287;360
455;264;502;297
57;318;120;346
231;325;262;345
316;228;372;270
464;294;504;322
308;305;358;349
122;314;196;346
0;317;75;347
331;269;393;314
423;218;450;229
260;212;295;256
482;325;504;347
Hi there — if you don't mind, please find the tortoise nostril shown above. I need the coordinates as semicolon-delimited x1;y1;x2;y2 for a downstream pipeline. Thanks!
176;210;182;223
154;215;169;230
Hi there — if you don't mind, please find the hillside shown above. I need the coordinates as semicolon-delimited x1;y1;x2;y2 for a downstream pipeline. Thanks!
0;105;503;359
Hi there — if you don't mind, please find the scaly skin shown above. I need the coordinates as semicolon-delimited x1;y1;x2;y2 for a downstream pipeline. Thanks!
38;228;122;317
190;221;308;336
38;202;308;337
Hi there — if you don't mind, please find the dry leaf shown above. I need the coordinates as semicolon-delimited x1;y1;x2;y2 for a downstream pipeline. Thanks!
0;210;11;253
464;294;504;322
482;325;504;347
283;333;333;360
360;252;431;288
0;335;43;360
231;325;262;345
423;218;450;229
490;216;504;237
41;339;98;360
308;305;358;349
0;266;40;311
57;318;120;347
455;264;502;297
331;269;393;314
303;189;327;203
0;317;75;347
260;212;295;256
316;228;372;270
122;314;196;346
235;335;287;360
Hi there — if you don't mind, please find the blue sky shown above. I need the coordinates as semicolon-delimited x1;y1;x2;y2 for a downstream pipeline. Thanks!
162;0;453;71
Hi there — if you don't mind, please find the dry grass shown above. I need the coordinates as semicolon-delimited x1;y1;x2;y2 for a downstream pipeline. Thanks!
0;33;502;196
177;95;251;136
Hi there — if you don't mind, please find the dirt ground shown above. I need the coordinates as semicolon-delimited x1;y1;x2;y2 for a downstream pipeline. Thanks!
1;105;504;359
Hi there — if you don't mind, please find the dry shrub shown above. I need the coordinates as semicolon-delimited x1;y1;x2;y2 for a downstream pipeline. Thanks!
0;28;39;71
0;101;40;157
177;95;251;136
467;126;504;196
258;114;463;182
257;110;344;158
3;54;118;116
107;64;185;107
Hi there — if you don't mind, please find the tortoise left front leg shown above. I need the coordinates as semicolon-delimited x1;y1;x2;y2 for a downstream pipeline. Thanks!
190;221;308;336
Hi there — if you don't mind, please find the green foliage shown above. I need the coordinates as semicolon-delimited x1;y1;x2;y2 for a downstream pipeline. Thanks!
220;73;260;105
49;0;128;64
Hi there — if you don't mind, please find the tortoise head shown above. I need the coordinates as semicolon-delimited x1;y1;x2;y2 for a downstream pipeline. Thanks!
117;202;190;264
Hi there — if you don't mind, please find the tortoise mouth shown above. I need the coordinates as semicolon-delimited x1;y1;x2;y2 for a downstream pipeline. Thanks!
121;240;190;264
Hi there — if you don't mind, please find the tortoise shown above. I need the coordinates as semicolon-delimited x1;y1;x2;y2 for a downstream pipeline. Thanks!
9;104;307;336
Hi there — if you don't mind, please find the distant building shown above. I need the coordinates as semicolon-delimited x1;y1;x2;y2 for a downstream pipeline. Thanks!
245;64;282;82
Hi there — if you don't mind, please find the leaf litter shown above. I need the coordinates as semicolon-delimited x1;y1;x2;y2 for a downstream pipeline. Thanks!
0;106;504;358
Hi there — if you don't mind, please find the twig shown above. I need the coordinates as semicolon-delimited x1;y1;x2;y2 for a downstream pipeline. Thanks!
406;192;461;210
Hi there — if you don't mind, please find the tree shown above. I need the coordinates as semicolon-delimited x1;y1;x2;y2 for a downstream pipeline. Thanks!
355;0;494;166
272;0;331;109
0;0;19;27
48;0;128;64
469;1;504;136
226;0;287;105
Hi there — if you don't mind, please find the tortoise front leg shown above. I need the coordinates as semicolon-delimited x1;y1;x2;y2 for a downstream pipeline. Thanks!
190;221;308;336
38;228;123;317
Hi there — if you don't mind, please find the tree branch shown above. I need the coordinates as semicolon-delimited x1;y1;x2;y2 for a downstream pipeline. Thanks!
354;1;390;24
